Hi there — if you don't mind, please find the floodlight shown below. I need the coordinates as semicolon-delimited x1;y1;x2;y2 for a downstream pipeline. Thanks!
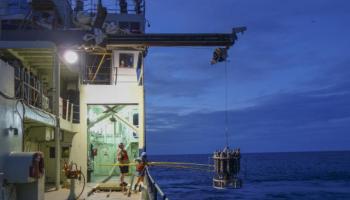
63;50;78;64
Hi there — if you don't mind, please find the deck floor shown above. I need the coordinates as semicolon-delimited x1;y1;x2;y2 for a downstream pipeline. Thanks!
45;176;141;200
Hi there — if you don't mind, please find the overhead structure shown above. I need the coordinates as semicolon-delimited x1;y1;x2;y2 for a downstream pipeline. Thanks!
0;28;246;47
106;28;246;47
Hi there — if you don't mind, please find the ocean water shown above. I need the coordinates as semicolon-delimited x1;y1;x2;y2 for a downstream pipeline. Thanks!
149;151;350;200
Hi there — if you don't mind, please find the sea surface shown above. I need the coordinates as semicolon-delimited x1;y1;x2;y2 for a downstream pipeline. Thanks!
149;151;350;200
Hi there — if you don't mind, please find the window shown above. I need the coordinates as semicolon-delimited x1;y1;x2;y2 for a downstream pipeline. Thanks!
119;53;134;68
118;21;141;33
49;147;70;158
130;22;140;33
133;113;139;126
50;147;55;158
62;147;70;158
119;22;129;30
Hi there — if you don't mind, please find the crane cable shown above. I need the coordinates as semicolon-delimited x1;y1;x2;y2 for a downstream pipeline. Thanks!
224;60;229;147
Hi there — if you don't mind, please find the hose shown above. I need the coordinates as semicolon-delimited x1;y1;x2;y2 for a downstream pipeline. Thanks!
75;172;86;200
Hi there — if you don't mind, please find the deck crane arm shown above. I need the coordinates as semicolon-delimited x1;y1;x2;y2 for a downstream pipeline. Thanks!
0;27;246;48
0;27;246;63
105;26;246;64
106;27;247;47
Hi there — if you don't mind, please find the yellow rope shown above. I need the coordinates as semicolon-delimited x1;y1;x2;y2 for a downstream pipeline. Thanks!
150;162;213;167
99;161;213;168
99;162;137;167
152;165;213;172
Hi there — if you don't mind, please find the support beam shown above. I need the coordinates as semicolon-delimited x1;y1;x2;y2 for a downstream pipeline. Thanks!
106;33;236;47
1;28;246;48
52;53;61;190
87;105;138;133
24;53;53;57
17;52;53;57
91;54;106;82
106;27;246;47
27;62;53;65
7;49;31;68
113;112;138;133
87;105;124;129
140;70;146;152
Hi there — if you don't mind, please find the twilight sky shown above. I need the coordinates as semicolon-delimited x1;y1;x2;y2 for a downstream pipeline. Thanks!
143;0;350;154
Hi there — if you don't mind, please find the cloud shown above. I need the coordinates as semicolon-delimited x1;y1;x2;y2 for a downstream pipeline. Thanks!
145;0;350;108
143;0;350;154
146;80;350;154
145;48;220;97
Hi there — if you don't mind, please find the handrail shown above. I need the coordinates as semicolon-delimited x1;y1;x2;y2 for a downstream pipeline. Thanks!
13;63;81;123
83;65;140;85
59;97;80;123
70;0;145;15
144;167;168;200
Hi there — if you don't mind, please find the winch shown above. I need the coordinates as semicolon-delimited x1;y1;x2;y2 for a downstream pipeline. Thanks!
63;161;85;200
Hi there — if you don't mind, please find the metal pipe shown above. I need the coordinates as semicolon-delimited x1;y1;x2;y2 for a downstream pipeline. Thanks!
53;52;61;190
66;99;69;120
141;55;146;152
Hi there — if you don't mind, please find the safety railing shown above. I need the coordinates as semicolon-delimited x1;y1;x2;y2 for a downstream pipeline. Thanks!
70;0;145;15
82;65;141;85
59;98;80;123
14;66;81;123
14;66;50;111
144;168;168;200
0;0;30;19
83;65;111;85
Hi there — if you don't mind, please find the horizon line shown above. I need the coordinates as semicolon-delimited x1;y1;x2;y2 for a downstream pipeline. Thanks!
147;149;350;156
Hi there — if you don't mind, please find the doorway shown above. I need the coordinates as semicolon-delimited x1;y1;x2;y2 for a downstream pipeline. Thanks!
87;104;139;182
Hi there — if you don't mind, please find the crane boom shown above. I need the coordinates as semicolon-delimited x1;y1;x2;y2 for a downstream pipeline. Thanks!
107;27;246;47
0;27;246;48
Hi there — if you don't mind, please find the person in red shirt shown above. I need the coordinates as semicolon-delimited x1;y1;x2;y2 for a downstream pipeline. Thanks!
134;152;148;191
117;143;129;188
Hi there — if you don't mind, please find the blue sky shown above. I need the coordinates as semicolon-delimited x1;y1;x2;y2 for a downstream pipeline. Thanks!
144;0;350;154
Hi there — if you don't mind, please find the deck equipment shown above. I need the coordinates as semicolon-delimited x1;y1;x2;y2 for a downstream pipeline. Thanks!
213;147;242;189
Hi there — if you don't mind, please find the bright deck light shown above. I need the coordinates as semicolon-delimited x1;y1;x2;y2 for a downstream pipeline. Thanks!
63;50;78;64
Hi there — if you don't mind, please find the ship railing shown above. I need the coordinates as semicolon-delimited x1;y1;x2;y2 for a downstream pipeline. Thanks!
82;65;140;85
14;67;50;111
69;0;145;15
0;0;29;20
83;65;111;85
59;97;80;123
144;167;168;200
13;64;81;123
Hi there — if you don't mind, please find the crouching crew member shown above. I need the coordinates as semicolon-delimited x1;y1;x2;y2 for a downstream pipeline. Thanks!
134;152;148;191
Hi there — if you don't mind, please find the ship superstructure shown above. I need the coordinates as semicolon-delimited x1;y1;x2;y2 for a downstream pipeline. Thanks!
0;1;243;199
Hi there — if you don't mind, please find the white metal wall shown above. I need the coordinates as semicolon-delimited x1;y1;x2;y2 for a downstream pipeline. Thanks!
0;59;23;200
